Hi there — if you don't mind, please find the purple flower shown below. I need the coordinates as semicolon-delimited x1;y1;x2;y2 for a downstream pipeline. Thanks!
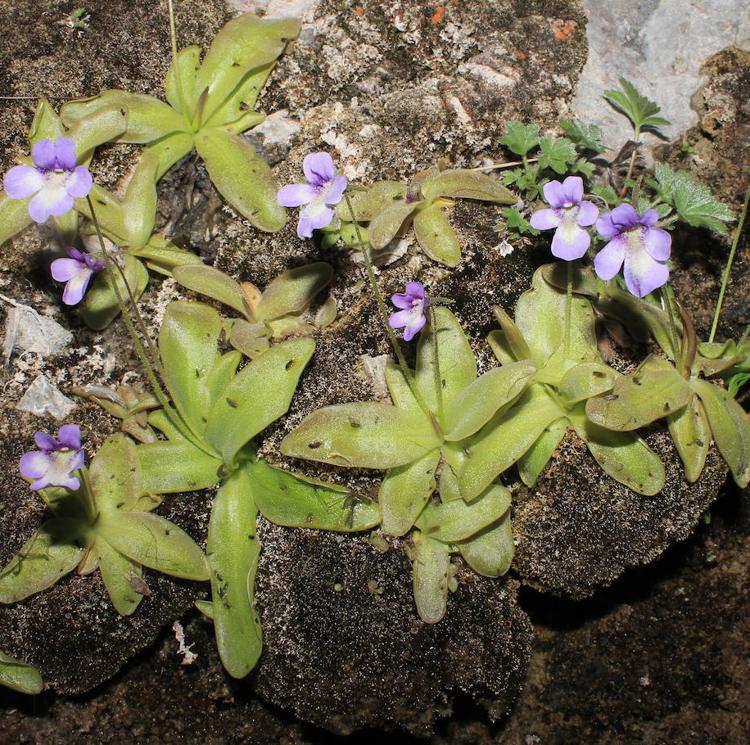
593;204;671;298
50;247;105;305
19;424;85;492
389;281;430;342
277;152;348;239
529;176;599;260
3;137;92;224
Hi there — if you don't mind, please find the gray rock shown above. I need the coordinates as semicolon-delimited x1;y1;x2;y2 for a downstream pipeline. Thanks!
575;0;750;148
2;301;73;363
16;375;76;420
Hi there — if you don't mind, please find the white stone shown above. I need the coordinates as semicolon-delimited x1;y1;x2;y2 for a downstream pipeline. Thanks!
2;298;73;364
17;375;76;420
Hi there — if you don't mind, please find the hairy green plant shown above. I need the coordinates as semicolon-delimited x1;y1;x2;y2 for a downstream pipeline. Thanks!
0;652;43;695
60;13;300;232
330;167;515;267
281;305;539;622
132;300;379;677
0;433;208;616
172;262;334;359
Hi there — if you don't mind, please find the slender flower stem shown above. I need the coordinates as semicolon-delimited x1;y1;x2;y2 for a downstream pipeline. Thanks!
342;193;432;418
620;142;639;199
661;285;681;362
167;0;179;63
708;187;750;344
563;261;573;355
86;197;170;411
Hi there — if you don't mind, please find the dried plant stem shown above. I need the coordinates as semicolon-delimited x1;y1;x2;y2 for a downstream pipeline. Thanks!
620;145;639;199
470;157;539;172
708;187;750;344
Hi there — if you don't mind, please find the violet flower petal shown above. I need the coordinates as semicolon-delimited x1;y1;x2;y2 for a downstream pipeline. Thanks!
297;214;315;239
402;313;427;342
57;424;82;450
19;451;51;480
303;152;336;187
299;201;334;232
391;293;413;310
643;227;671;261
623;249;669;298
561;176;584;204
542;180;567;209
529;208;562;231
277;183;317;207
551;222;590;260
51;257;84;282
404;281;426;300
593;237;627;280
61;268;93;305
575;200;599;227
54;137;78;171
3;165;44;199
34;432;57;451
32;139;57;170
640;209;660;228
324;174;348;205
66;166;92;199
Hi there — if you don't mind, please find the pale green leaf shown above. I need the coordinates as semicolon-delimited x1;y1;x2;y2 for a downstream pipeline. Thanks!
335;181;407;222
89;434;142;514
413;204;462;267
255;263;333;321
172;265;246;315
444;361;536;441
517;416;568;487
569;407;665;495
558;119;606;153
76;184;127;242
416;306;477;415
62;91;183;144
249;460;380;531
96;539;143;617
384;362;423;417
0;194;33;247
98;512;208;581
207;65;273;131
693;379;750;487
0;521;84;603
456;511;514;577
165;45;201;115
459;387;563;500
585;356;693;431
195;127;286;232
412;532;451;624
159;301;222;436
205;337;315;464
0;652;43;695
136;440;222;494
207;350;242;406
130;235;203;274
488;306;532;364
29;98;64;142
515;266;598;366
417;483;511;543
367;201;417;248
228;319;271;359
207;468;262;678
538;136;577;174
667;394;710;483
604;77;669;136
420;169;515;203
194;15;300;125
65;106;129;160
379;450;440;536
121;151;159;248
557;362;618;404
281;402;440;470
144;131;195;181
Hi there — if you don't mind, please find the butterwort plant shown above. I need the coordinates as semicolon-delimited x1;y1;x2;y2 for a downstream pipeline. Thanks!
50;247;105;306
1;428;208;617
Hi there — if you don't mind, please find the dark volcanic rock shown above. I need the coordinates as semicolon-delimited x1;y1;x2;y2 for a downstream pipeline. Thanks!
513;430;728;599
253;521;533;736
